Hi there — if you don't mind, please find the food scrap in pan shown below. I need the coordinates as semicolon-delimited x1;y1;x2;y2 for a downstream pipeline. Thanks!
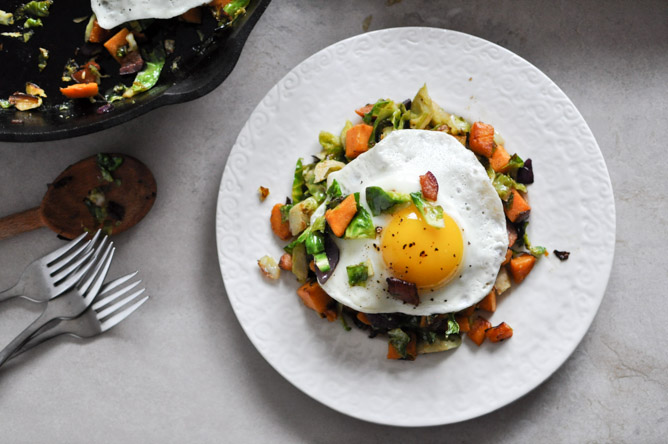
0;1;250;112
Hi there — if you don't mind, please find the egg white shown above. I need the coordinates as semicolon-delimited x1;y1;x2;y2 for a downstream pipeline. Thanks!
319;130;507;316
92;0;208;29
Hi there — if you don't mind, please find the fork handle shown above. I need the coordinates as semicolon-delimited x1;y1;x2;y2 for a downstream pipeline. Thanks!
0;282;25;302
9;319;72;359
0;294;81;367
0;207;45;241
0;309;52;366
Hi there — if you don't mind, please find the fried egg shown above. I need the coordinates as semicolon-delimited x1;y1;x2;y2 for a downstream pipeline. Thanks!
320;130;507;315
92;0;207;29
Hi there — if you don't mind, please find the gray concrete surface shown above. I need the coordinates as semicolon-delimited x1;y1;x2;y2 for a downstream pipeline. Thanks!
1;0;667;442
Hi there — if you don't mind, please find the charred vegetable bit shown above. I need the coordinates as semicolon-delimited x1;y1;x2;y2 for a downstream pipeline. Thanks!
419;171;439;201
37;47;48;71
9;92;42;111
485;322;513;342
25;82;46;97
61;59;79;82
258;186;270;201
554;250;570;261
386;277;419;306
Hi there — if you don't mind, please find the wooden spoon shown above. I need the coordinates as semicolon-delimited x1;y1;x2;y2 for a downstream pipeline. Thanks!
0;153;156;240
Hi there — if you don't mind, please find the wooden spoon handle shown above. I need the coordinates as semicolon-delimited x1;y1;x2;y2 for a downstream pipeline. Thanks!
0;208;45;240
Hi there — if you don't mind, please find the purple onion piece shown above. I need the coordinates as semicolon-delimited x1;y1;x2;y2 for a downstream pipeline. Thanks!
386;277;419;306
516;158;534;184
364;313;403;330
119;51;144;75
315;235;339;284
96;103;113;114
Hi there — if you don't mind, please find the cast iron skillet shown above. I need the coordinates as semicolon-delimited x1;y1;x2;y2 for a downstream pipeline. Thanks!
0;0;271;143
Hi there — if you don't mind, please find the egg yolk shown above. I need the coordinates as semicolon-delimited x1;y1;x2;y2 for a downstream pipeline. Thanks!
381;204;463;291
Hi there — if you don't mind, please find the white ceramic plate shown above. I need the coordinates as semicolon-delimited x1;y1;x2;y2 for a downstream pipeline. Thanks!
216;27;615;426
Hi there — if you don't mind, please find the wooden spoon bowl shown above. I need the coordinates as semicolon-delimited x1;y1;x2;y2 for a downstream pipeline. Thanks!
0;154;156;240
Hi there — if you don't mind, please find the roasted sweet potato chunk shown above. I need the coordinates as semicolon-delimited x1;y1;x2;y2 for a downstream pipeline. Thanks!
509;253;536;283
270;203;292;241
485;322;513;342
469;121;495;157
467;316;492;346
505;189;531;223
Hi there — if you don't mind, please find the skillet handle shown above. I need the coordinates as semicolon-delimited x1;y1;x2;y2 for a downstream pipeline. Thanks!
0;207;45;241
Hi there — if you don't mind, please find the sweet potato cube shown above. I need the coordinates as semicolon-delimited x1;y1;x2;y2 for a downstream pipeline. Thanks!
467;316;492;346
459;304;476;317
469;121;495;157
505;189;531;223
181;7;202;23
325;194;357;237
88;20;110;43
278;253;292;271
477;288;497;312
455;314;470;333
297;281;333;316
103;28;131;63
485;322;513;342
270;203;292;241
490;145;511;172
323;309;338;322
509;253;536;283
502;249;513;265
356;312;371;326
355;104;374;117
345;124;373;159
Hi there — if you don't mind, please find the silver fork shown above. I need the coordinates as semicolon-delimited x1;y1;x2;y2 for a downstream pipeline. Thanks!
0;230;104;303
10;274;148;359
0;240;115;367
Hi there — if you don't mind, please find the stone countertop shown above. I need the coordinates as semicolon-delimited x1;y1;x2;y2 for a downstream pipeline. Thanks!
1;1;666;442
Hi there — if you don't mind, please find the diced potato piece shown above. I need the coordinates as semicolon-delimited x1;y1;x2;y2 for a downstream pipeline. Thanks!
495;267;512;295
257;255;280;280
